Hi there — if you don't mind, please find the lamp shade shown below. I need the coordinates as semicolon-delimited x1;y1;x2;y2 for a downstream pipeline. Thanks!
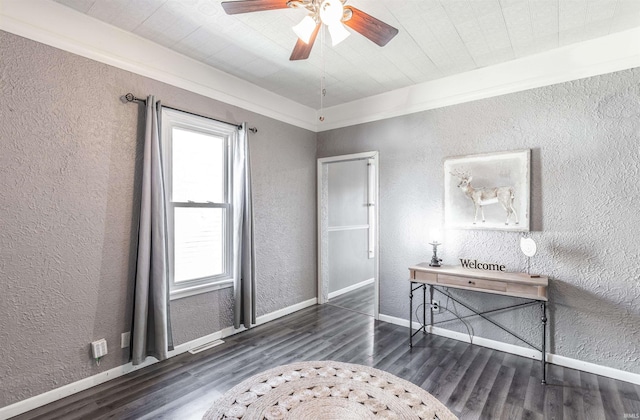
293;15;317;44
430;228;442;244
327;22;350;46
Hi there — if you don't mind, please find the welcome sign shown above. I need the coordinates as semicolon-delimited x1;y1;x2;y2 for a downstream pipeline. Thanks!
459;259;506;272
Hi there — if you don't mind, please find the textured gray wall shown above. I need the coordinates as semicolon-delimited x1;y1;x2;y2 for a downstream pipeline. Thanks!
318;68;640;374
0;30;316;407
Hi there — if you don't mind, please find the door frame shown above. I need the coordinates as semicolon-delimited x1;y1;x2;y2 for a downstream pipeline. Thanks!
317;151;379;320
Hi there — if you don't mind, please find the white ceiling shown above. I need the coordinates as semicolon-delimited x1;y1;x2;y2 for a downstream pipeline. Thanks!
53;0;640;109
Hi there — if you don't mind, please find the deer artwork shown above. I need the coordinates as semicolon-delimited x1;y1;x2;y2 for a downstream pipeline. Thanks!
451;170;519;226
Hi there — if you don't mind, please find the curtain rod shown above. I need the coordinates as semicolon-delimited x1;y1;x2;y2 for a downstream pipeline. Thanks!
124;93;257;133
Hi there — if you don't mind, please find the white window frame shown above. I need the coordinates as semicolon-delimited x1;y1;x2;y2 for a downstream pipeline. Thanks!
161;108;235;300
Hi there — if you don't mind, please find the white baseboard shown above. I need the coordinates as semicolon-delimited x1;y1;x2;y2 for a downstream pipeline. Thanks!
328;278;374;300
379;313;640;386
255;298;317;326
0;357;157;420
0;298;317;420
547;354;640;386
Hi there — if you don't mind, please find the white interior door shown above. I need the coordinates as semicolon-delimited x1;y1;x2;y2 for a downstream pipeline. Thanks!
318;152;378;319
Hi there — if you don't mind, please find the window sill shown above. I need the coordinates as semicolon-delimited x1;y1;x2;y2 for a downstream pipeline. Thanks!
170;279;234;300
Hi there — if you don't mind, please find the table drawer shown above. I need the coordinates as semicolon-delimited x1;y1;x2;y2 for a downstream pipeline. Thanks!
413;270;437;282
437;274;507;292
506;282;546;299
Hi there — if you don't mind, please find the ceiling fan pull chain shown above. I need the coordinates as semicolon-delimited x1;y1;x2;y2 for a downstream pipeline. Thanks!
319;26;326;122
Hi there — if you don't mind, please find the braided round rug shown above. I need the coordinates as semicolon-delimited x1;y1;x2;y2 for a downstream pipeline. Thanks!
203;360;458;420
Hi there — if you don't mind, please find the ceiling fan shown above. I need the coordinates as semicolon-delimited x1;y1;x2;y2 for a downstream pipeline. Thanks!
221;0;399;61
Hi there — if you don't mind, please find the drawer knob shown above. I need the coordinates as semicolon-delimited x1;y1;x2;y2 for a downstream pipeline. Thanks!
468;280;475;285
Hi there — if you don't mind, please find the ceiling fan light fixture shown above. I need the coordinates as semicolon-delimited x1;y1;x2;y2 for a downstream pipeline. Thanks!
225;0;398;60
327;22;350;46
319;0;343;25
293;15;317;44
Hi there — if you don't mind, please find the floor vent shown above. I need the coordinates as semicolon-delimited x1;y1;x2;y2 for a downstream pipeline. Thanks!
188;339;224;354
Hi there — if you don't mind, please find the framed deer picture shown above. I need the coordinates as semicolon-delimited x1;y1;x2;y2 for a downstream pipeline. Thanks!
444;150;530;232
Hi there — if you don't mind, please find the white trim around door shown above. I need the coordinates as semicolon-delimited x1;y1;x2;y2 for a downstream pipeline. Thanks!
317;151;380;320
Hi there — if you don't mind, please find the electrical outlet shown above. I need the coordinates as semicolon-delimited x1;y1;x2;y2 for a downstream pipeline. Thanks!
121;332;131;349
91;339;108;359
431;300;440;313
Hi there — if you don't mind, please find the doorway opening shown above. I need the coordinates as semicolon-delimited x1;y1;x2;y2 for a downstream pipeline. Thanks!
317;151;379;319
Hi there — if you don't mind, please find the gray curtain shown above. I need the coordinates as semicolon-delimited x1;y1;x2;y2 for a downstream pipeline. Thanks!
132;95;173;365
233;123;256;329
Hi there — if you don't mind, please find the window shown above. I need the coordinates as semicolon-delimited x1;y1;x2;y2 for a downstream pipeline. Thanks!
162;108;235;299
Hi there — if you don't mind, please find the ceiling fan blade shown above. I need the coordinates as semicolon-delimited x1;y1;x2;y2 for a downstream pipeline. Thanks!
343;6;399;47
221;0;288;15
290;23;321;60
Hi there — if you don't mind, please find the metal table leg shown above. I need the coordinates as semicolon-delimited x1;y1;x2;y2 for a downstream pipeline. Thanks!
422;284;426;335
409;281;413;348
429;285;434;334
541;301;547;385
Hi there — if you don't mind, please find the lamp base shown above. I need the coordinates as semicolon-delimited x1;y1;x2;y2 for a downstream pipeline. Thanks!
429;242;442;267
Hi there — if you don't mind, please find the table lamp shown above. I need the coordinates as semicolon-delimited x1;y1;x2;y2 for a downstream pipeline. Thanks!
429;228;442;267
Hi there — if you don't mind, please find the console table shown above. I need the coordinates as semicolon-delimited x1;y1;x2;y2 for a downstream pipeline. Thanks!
408;263;549;384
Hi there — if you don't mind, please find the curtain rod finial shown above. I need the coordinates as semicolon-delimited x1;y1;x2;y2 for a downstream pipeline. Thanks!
123;93;146;104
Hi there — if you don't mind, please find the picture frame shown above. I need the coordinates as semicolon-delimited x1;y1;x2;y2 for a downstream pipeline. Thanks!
444;150;530;232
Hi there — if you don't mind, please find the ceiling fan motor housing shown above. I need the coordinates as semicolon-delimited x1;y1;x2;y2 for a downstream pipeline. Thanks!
319;0;343;25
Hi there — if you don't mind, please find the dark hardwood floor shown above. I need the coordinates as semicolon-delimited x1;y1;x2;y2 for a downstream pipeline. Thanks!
327;283;375;316
13;304;640;420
